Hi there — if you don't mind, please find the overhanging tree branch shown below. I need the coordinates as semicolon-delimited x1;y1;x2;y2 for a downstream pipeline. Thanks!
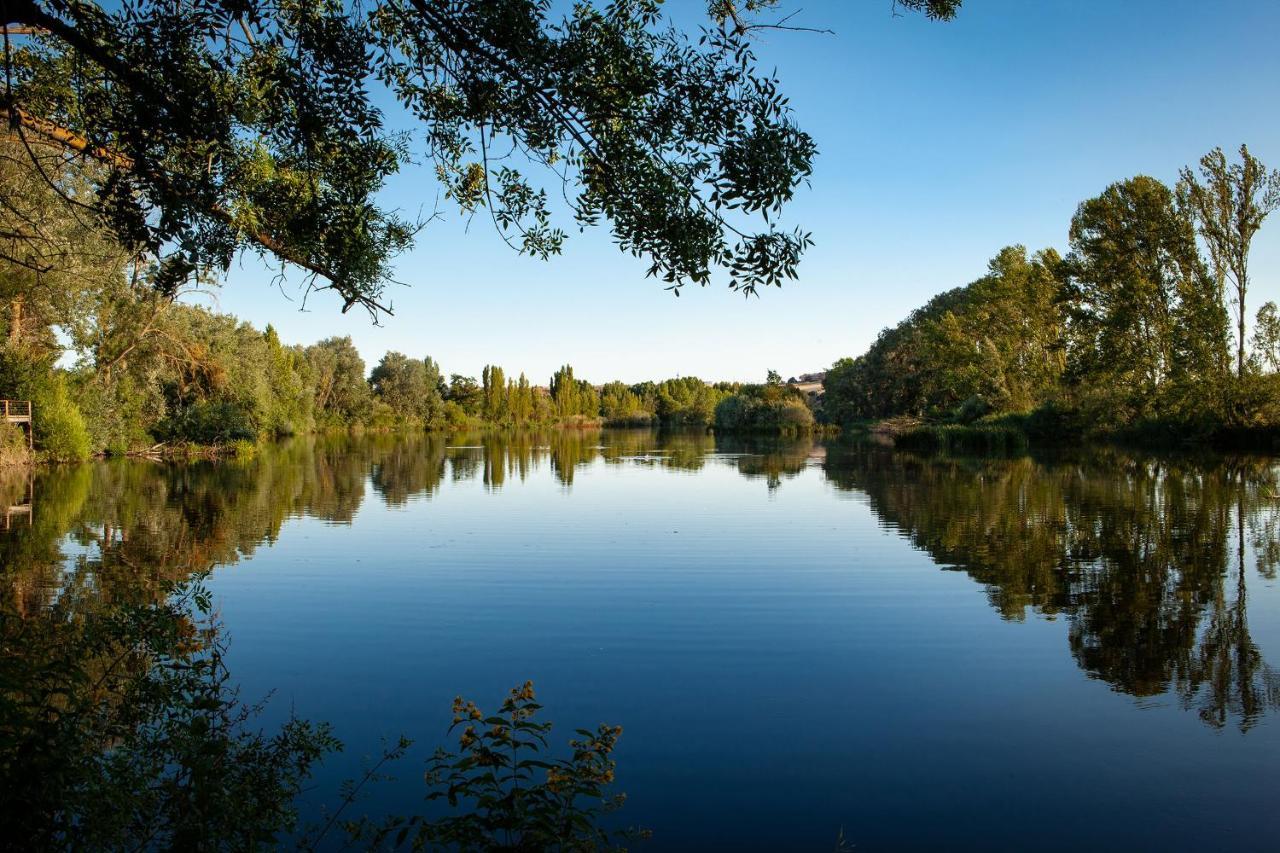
4;101;392;315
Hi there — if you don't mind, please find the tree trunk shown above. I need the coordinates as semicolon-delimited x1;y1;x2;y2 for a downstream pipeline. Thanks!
7;296;22;347
1238;299;1247;378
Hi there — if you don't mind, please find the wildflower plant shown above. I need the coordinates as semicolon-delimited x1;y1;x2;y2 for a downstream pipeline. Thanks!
350;681;648;851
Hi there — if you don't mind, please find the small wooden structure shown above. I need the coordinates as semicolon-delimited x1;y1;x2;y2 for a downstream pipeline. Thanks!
2;400;33;448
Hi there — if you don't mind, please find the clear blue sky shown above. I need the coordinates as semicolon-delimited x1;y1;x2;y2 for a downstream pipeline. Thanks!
206;0;1280;384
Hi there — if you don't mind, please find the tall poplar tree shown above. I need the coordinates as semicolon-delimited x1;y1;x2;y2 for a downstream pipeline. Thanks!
1179;145;1280;377
1064;176;1220;417
481;364;507;424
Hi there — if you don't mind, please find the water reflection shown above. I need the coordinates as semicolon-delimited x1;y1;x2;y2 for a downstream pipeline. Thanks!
824;443;1280;730
3;431;1279;736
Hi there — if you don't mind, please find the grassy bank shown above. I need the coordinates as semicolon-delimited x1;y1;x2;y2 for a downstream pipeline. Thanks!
892;423;1030;455
878;412;1280;456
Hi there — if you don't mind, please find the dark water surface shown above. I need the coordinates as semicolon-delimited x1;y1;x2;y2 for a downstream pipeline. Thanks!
5;430;1280;850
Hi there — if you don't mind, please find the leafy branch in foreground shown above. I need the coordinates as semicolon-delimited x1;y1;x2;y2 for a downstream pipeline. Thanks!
1;1;959;316
341;681;648;852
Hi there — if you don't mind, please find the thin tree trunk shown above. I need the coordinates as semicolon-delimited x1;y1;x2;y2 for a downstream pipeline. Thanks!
1237;250;1250;377
1238;291;1247;377
7;296;22;347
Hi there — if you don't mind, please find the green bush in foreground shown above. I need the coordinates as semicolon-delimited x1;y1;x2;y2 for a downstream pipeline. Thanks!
336;683;647;852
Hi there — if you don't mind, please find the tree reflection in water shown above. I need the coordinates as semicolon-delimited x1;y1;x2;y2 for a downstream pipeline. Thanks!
3;431;1280;843
824;441;1280;732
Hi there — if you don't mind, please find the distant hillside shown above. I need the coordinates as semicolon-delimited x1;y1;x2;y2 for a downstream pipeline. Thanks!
787;372;825;395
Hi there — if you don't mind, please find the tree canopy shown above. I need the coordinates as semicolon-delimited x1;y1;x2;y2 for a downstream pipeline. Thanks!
1178;144;1280;377
820;154;1278;441
1;0;958;316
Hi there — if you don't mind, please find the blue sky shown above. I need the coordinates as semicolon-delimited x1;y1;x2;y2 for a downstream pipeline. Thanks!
206;0;1280;384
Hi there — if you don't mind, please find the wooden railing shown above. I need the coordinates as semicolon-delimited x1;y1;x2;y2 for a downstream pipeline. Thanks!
2;400;32;422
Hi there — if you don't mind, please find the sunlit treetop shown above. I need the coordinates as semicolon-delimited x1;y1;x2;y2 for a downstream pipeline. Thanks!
1;0;958;317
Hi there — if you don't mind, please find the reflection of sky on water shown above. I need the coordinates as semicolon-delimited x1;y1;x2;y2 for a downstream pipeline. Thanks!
5;432;1280;850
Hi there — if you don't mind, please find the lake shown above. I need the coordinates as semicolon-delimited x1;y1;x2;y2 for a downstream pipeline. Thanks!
4;430;1280;850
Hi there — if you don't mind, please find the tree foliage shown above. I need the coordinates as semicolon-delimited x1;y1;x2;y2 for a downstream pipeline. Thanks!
1063;175;1227;423
824;245;1067;422
342;683;645;851
824;153;1274;443
0;0;957;314
306;336;371;428
371;351;443;424
1178;144;1280;377
714;381;813;435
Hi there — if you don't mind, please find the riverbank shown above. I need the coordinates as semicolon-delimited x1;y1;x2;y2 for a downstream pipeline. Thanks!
0;424;32;467
850;413;1280;455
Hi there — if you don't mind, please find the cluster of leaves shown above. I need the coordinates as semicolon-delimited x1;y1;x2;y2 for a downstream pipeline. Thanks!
713;376;815;435
339;682;647;851
0;0;960;313
824;245;1067;423
5;0;414;314
823;145;1280;443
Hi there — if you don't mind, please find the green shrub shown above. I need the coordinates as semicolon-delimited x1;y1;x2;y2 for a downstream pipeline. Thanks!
71;372;159;454
1;352;91;460
27;376;90;462
159;401;258;444
1221;373;1280;430
440;400;480;432
1022;401;1090;443
602;412;657;427
336;683;646;851
0;422;30;466
229;438;258;459
365;398;405;431
953;395;991;424
714;392;815;435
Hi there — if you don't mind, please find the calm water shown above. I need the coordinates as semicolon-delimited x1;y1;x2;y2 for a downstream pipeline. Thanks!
5;430;1280;850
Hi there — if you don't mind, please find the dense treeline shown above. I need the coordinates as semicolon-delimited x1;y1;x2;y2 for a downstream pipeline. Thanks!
0;273;819;462
0;137;821;460
824;146;1280;446
1;303;824;461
